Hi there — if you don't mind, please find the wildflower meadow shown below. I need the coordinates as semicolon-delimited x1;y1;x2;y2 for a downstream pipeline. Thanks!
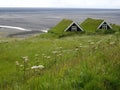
0;33;120;90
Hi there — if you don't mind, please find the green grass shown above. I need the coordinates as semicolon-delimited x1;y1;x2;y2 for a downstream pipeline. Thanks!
47;19;74;38
111;24;120;31
81;18;104;32
0;33;120;90
48;19;73;34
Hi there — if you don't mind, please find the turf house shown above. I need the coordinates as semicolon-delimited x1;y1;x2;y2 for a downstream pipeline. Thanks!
81;18;112;32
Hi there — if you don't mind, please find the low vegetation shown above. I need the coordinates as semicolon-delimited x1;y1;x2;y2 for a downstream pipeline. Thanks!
0;32;120;90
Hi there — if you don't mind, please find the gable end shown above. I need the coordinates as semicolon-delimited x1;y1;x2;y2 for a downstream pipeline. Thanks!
65;22;84;32
97;21;112;30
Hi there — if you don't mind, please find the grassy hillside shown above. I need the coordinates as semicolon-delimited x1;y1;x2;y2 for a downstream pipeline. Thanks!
0;33;120;90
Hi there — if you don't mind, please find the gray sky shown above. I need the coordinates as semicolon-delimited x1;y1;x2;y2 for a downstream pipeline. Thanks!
0;0;120;9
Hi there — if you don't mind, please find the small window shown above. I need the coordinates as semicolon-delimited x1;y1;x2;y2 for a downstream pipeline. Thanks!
71;26;77;31
102;24;107;30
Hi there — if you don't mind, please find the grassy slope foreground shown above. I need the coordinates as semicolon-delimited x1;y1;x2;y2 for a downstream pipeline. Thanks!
0;34;120;90
1;18;119;90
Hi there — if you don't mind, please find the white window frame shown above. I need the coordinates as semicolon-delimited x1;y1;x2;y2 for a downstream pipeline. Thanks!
71;26;77;31
102;24;107;30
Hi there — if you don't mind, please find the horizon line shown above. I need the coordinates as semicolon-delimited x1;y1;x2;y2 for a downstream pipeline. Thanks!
0;7;120;10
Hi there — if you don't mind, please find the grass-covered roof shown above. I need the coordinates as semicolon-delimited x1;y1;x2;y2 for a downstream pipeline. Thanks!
48;19;73;34
81;18;104;32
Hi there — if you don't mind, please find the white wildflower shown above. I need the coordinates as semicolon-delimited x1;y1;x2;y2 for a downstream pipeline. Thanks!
75;48;79;51
79;45;83;48
44;56;47;58
52;51;58;54
58;54;62;56
37;65;44;69
31;65;44;70
22;56;29;62
90;42;95;45
109;42;115;45
59;47;63;49
20;65;23;67
47;56;51;59
57;54;62;57
80;43;82;46
15;61;19;66
95;47;98;50
31;66;38;69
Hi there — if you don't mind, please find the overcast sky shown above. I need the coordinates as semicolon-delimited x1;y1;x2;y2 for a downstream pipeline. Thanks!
0;0;120;9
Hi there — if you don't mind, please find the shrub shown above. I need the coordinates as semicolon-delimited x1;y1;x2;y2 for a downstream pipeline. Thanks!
84;80;102;90
96;29;116;34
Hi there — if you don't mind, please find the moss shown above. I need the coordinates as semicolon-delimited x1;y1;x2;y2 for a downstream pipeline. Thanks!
48;19;73;34
81;18;104;32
